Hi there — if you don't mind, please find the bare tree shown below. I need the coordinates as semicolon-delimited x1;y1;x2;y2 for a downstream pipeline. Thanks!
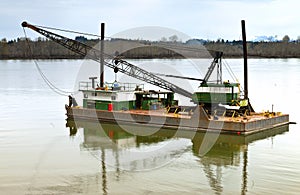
160;37;167;42
169;35;178;42
282;35;290;43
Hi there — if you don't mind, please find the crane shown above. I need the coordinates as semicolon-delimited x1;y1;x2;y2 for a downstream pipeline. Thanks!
21;21;193;98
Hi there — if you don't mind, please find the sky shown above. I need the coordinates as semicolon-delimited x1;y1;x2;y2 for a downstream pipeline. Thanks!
1;0;300;41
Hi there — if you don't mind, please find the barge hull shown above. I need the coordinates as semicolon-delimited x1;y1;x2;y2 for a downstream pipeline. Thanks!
66;106;289;135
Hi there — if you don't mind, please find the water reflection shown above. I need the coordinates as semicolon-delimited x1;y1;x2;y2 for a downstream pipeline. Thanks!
69;120;192;172
193;126;289;195
66;120;289;194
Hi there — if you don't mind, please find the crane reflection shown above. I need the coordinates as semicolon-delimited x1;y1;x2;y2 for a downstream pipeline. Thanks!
66;119;288;194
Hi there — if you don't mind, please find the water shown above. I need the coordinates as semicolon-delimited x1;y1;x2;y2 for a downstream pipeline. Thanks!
0;59;299;194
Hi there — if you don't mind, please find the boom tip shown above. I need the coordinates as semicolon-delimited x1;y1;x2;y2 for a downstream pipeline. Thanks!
21;21;28;27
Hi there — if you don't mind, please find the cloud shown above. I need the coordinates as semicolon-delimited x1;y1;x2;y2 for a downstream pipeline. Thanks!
112;26;191;41
1;0;300;41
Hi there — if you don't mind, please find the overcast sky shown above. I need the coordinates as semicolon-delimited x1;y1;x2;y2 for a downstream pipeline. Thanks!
1;0;300;41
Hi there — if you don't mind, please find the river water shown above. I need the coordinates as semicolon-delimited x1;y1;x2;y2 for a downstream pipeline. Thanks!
0;58;299;194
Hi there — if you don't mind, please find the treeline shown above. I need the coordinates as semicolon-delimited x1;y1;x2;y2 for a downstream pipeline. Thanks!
1;37;300;59
205;41;300;58
0;38;83;59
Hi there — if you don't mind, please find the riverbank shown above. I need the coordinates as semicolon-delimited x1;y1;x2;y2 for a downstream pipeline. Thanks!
1;39;300;59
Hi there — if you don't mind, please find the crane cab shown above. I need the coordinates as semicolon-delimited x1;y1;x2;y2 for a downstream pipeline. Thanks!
192;82;240;105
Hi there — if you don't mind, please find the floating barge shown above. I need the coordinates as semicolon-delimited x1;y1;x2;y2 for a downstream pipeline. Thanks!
66;90;289;135
22;20;290;135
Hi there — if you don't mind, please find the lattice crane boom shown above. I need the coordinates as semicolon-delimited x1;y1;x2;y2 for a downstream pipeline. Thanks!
21;21;193;98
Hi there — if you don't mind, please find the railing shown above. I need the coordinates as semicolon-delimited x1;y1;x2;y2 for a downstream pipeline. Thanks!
79;81;144;91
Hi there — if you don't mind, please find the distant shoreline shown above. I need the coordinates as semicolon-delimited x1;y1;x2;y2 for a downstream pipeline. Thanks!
1;56;300;60
1;39;300;59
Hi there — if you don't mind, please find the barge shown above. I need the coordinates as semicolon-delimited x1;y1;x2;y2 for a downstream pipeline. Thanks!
22;20;290;134
65;82;289;135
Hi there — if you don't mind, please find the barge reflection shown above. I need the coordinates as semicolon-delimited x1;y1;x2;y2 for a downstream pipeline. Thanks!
66;120;289;194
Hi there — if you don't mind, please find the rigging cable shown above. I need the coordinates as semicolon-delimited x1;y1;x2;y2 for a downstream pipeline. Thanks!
35;24;111;39
223;59;239;82
151;42;217;56
22;27;77;97
34;23;222;55
32;23;225;64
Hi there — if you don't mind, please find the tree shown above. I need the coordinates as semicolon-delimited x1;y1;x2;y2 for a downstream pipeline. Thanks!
169;35;178;42
160;37;167;42
282;35;290;43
